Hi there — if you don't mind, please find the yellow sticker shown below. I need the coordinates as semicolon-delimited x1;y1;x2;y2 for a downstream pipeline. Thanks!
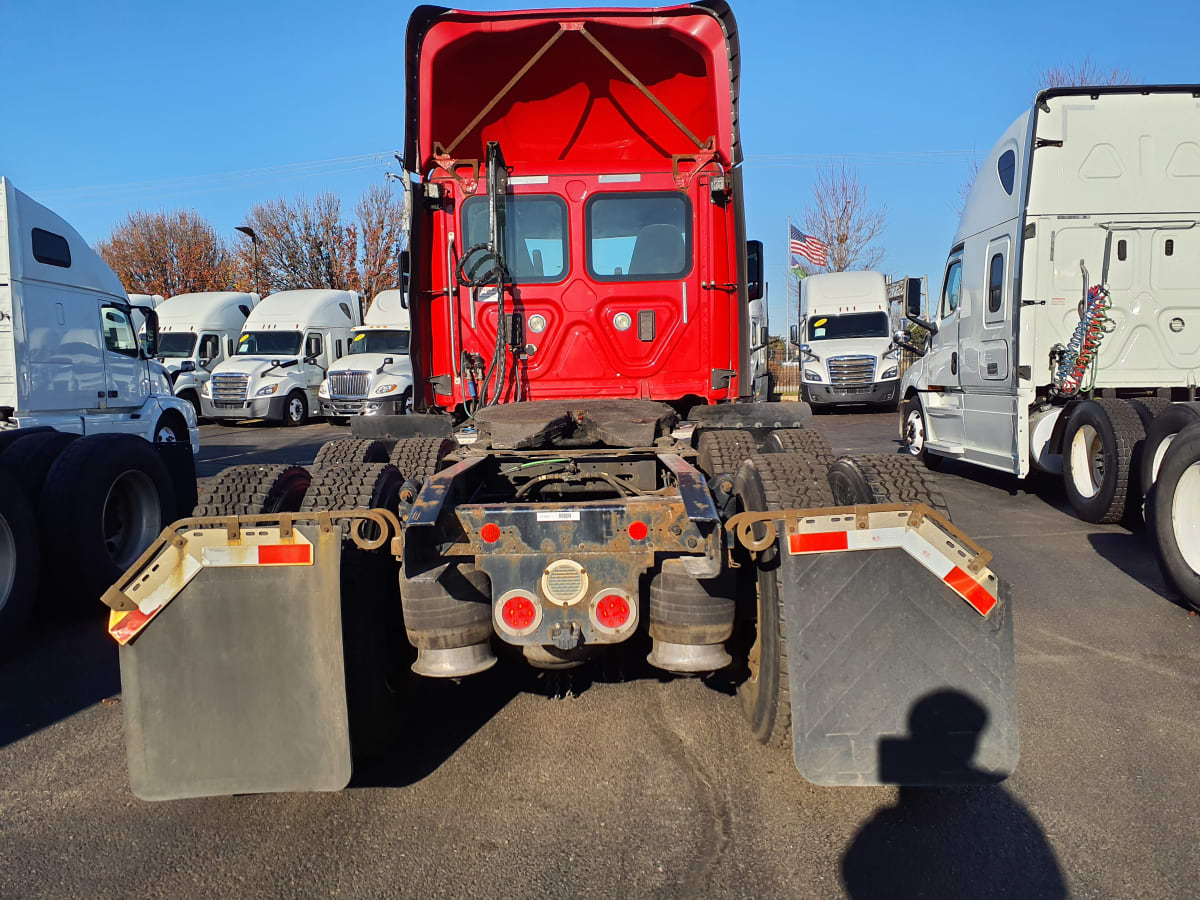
353;334;366;342
239;334;250;342
813;318;828;327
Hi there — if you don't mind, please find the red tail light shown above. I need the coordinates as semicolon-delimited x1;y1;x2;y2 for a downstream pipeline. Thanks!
502;595;537;630
627;521;648;541
594;594;631;630
480;522;501;544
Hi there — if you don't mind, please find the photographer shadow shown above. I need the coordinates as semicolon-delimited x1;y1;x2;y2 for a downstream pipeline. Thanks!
841;690;1067;899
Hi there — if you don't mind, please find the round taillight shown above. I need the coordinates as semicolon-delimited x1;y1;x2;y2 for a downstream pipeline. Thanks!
501;595;537;631
595;594;631;630
628;521;648;541
480;522;501;544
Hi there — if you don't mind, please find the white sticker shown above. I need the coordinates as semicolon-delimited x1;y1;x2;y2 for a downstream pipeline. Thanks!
536;510;580;522
477;286;499;303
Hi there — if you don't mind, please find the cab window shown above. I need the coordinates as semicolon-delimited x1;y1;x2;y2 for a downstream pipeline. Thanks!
198;333;221;363
462;194;568;283
101;307;140;357
305;334;324;360
941;260;963;318
586;192;691;281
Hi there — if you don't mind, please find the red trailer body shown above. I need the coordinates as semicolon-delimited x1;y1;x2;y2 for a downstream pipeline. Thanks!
403;2;755;413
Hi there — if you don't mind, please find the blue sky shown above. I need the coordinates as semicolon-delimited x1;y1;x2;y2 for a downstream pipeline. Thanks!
4;0;1195;332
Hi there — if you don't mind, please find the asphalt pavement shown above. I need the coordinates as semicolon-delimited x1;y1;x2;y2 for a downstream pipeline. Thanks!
1;411;1197;898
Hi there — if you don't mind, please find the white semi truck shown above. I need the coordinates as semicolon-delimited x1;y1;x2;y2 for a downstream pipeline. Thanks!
900;85;1200;527
201;289;363;426
319;289;413;421
0;177;198;651
794;271;901;410
155;291;259;417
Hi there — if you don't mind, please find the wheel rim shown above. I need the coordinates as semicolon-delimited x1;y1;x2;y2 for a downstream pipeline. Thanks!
1151;433;1177;485
1069;425;1105;499
289;397;305;422
102;470;161;569
0;512;15;613
155;425;178;443
905;409;925;455
1171;461;1200;574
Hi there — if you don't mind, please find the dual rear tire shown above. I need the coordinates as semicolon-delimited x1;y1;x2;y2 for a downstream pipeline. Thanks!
1149;424;1200;613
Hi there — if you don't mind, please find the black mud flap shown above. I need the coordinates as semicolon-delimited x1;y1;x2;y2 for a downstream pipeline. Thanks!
117;524;351;800
782;542;1018;786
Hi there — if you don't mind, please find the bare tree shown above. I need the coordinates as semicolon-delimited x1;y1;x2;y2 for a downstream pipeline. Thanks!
241;192;360;292
96;210;236;296
1039;57;1135;90
800;163;886;272
356;181;409;303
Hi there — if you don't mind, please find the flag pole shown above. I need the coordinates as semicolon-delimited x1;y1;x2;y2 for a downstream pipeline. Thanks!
786;216;792;364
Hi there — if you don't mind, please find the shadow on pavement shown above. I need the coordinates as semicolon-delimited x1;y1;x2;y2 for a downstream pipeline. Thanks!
0;613;118;748
842;690;1067;899
1087;531;1186;609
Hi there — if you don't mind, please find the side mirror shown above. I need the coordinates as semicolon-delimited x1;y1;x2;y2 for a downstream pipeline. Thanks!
141;308;160;358
304;354;319;365
746;240;764;301
759;326;769;347
383;356;395;365
789;324;799;346
905;277;923;320
893;329;907;344
179;360;197;373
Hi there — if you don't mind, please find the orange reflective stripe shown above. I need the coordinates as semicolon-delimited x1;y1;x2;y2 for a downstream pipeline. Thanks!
944;566;997;617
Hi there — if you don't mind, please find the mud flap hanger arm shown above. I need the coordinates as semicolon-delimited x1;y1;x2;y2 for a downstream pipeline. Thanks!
433;22;717;193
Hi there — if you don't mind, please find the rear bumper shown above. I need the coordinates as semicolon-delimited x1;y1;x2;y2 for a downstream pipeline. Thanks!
803;379;899;406
200;395;287;422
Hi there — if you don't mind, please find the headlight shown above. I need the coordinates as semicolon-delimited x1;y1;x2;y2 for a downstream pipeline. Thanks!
880;366;898;380
201;381;211;397
373;383;399;395
804;369;822;382
318;379;329;398
255;383;278;396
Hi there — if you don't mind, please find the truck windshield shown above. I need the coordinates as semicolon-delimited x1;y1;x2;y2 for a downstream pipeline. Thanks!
157;333;197;358
349;330;410;355
236;331;302;356
808;312;889;341
463;195;568;283
587;192;691;281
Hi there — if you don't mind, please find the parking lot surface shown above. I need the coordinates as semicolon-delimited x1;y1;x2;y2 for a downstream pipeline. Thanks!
2;411;1197;898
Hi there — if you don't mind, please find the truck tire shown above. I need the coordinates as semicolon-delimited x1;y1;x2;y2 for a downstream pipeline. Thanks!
0;469;40;656
1061;398;1145;524
762;427;833;466
388;437;456;483
155;441;199;519
1141;402;1200;494
297;463;407;757
283;391;308;427
1149;423;1200;612
900;397;943;470
177;389;202;421
0;430;78;503
193;464;311;517
152;410;189;444
39;433;176;606
1127;397;1172;430
696;428;755;478
731;451;835;747
312;437;394;470
826;453;951;521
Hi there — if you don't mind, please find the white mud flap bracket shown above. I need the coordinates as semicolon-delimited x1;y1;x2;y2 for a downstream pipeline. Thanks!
730;504;1018;786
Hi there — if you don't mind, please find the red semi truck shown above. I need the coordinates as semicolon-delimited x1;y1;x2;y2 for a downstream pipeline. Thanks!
103;3;1018;800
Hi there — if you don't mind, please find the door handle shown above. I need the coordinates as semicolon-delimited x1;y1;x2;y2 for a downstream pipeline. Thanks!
108;390;118;398
951;352;958;376
97;391;105;398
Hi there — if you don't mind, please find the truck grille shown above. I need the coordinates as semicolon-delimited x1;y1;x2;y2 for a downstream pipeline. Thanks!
827;356;876;388
211;373;249;402
329;371;371;398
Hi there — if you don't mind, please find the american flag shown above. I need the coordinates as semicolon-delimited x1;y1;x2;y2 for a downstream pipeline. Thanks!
789;224;829;268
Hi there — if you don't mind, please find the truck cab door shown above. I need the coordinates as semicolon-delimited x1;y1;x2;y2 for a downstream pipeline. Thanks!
197;333;222;370
921;253;964;444
302;332;326;389
100;304;149;409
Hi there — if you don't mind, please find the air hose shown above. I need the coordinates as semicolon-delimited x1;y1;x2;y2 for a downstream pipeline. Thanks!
1052;283;1113;398
455;243;511;413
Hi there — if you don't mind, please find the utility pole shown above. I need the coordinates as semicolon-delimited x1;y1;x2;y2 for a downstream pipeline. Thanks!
235;225;260;297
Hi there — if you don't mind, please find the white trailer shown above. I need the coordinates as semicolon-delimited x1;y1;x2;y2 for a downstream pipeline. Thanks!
319;289;413;421
795;271;901;410
900;85;1200;524
201;289;363;426
155;291;258;417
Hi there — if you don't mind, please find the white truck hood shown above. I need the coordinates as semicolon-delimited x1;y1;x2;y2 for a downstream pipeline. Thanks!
215;356;300;378
328;353;413;378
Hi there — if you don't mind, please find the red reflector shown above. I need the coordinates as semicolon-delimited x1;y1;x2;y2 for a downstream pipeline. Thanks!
258;543;311;565
628;521;648;541
480;522;501;544
501;595;537;630
944;566;997;617
788;531;849;554
595;594;631;629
